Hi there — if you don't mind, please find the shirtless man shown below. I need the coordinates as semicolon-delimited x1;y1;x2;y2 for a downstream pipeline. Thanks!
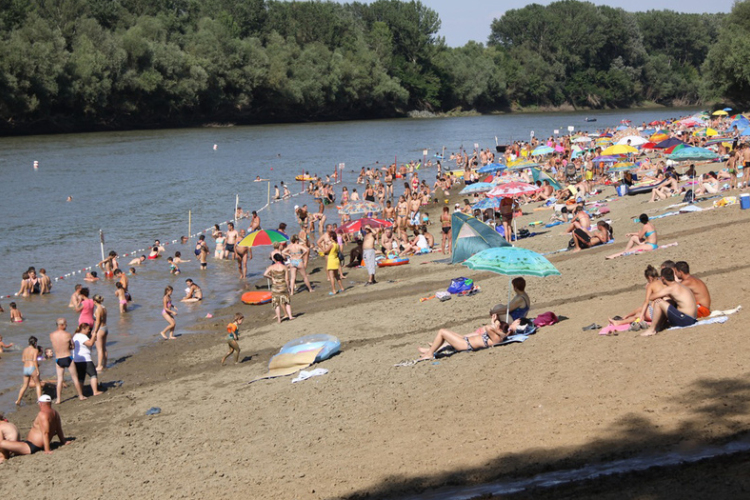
128;255;147;266
225;222;239;257
249;211;261;232
362;226;378;286
742;142;750;187
182;279;203;302
380;227;398;255
408;193;421;230
640;267;698;337
50;319;86;403
0;412;19;462
383;200;396;222
674;261;711;318
235;244;251;279
0;395;68;458
98;251;119;278
68;284;83;309
38;269;52;294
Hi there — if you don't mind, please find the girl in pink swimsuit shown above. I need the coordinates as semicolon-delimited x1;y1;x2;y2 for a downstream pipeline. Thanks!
76;287;95;325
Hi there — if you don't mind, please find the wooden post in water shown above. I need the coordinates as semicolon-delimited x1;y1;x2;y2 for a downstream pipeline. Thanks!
188;210;192;238
267;181;271;207
99;230;105;261
234;194;239;221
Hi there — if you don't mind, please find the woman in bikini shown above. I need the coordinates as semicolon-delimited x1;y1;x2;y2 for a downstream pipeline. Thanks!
92;294;108;371
214;231;227;259
115;282;128;313
160;286;178;340
282;235;313;295
418;311;511;360
263;254;295;323
440;206;452;254
15;336;42;405
606;214;657;259
490;277;531;321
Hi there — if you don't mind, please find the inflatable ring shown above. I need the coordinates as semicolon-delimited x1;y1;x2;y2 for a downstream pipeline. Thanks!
295;176;314;182
378;257;410;267
278;334;340;362
241;291;272;305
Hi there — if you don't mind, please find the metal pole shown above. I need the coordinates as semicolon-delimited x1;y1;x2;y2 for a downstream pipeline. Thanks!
267;181;271;207
506;277;512;324
188;210;192;237
99;230;105;261
234;194;239;222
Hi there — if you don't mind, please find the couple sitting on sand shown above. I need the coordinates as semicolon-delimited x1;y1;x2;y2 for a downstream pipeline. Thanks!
565;205;613;252
605;260;710;336
417;278;531;359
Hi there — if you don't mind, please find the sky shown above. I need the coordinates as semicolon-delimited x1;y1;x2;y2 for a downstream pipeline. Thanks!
329;0;737;47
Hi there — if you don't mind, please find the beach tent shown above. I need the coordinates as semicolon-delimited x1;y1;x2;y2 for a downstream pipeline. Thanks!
450;212;510;264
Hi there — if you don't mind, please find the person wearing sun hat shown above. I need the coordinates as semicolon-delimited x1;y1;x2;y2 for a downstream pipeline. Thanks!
0;395;68;459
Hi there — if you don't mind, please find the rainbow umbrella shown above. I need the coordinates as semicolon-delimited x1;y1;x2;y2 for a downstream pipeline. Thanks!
238;229;289;247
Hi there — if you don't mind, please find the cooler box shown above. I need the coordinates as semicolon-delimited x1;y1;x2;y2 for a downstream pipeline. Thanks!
741;193;750;210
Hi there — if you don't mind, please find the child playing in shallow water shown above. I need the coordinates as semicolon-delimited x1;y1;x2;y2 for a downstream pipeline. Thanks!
221;313;244;365
115;282;128;313
9;302;23;323
167;257;180;275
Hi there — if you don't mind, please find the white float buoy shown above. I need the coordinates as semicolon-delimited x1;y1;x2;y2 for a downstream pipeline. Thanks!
33;161;39;169
213;144;217;151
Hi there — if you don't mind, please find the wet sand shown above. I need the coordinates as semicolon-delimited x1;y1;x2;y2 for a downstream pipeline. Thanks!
3;162;750;499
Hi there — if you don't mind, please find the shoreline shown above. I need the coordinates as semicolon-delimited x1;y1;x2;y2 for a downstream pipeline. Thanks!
4;157;750;499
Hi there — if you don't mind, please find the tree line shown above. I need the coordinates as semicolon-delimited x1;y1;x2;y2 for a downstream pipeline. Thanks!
0;0;747;135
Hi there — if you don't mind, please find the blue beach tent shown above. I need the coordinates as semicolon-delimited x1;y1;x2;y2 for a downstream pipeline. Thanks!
450;212;511;264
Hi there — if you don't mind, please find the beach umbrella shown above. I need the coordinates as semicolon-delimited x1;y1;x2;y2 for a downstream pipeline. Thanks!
336;218;391;234
712;110;728;116
668;147;717;162
462;246;560;322
592;155;619;164
471;197;503;211
460;182;495;194
532;145;554;156
529;168;561;190
599;132;613;138
238;229;289;247
664;143;688;155
654;138;687;149
616;136;648;146
724;107;733;112
554;144;565;152
641;142;658;150
337;201;382;215
600;144;638;155
609;162;636;172
487;181;540;198
507;161;540;170
650;133;669;143
740;127;750;136
692;127;718;137
572;136;592;143
477;162;506;174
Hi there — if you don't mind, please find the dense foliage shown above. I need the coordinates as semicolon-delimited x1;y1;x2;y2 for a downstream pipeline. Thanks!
0;0;742;134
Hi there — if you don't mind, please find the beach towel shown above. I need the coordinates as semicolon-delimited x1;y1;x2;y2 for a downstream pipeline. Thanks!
621;242;678;257
291;368;329;383
709;305;742;317
666;316;728;331
598;324;632;335
250;348;323;383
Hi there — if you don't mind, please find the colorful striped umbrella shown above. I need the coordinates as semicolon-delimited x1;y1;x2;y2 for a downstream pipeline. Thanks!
238;229;289;248
337;201;382;215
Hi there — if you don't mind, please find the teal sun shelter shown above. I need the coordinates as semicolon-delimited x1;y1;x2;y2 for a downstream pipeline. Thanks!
450;212;511;264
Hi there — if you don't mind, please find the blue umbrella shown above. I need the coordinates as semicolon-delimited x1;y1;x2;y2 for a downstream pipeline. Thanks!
459;182;495;194
532;145;554;156
741;127;750;136
477;162;506;174
724;107;733;112
472;197;502;211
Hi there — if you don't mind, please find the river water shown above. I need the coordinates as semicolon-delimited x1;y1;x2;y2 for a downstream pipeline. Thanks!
0;108;698;412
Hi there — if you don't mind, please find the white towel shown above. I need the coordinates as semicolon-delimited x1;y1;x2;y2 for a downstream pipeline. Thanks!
667;316;728;331
292;368;329;383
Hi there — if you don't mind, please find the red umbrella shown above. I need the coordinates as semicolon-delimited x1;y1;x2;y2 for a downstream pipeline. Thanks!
641;142;657;150
336;218;392;234
487;181;540;198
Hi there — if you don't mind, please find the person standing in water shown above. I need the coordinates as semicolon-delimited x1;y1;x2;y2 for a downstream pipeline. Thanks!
49;318;86;403
15;336;42;405
75;288;94;326
160;286;177;340
92;295;108;372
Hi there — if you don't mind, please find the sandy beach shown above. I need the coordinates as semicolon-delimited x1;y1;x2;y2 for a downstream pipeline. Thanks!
2;160;750;499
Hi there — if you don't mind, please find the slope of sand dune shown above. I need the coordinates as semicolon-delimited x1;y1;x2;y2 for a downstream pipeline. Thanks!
3;165;750;499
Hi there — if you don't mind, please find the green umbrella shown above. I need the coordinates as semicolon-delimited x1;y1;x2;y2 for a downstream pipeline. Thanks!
462;246;560;322
529;168;561;190
667;147;717;162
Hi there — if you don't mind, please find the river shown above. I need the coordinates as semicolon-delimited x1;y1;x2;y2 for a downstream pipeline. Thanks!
0;107;699;412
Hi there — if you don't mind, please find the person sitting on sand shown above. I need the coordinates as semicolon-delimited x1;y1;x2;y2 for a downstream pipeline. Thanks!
606;214;657;259
649;170;681;202
608;265;665;327
0;412;20;463
564;205;590;236
674;261;711;318
694;171;720;196
490;277;531;321
0;395;68;458
418;311;516;360
640;267;698;337
572;221;612;252
182;279;203;302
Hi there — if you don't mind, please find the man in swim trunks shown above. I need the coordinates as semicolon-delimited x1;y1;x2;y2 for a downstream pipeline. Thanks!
408;193;421;231
225;222;238;256
0;395;68;458
49;318;86;403
235;243;251;279
674;261;711;318
640;267;698;337
362;226;378;286
249;211;261;232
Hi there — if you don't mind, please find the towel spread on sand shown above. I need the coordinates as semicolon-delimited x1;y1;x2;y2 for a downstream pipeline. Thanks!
250;347;323;383
600;315;733;335
292;368;329;383
666;316;728;331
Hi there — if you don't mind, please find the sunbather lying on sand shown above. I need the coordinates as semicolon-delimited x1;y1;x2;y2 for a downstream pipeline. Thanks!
418;312;514;360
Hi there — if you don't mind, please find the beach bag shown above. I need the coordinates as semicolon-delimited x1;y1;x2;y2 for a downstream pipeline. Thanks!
682;189;694;203
533;311;558;327
447;277;474;294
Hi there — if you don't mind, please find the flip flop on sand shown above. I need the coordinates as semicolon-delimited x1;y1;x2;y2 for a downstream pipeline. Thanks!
581;323;602;331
